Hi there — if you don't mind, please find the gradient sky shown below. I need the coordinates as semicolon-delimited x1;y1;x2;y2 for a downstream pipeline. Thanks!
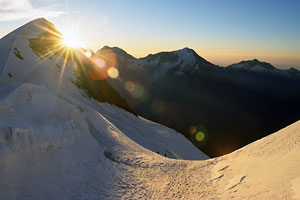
1;0;299;69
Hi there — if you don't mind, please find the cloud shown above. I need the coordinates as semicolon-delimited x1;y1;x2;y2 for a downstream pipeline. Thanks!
0;0;65;22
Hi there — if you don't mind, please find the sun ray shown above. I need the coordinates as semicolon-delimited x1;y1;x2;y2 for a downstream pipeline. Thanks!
55;48;70;94
28;18;94;96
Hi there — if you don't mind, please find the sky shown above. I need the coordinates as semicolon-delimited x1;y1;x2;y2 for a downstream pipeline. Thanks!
0;0;299;69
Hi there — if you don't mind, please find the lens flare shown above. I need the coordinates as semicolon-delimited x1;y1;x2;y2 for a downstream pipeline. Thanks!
125;81;135;92
94;57;106;69
195;131;205;141
85;51;92;57
131;84;144;98
124;81;144;98
107;67;119;78
189;126;197;135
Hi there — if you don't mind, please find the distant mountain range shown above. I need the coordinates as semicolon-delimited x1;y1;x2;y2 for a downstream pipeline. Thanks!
101;46;300;157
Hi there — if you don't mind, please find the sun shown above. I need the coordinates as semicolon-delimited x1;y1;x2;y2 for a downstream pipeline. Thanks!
61;32;85;48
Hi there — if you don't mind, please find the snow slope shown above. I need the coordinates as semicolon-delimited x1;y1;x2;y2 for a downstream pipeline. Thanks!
1;18;300;199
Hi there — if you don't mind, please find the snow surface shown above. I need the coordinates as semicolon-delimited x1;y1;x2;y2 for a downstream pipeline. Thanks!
1;18;300;199
174;47;196;66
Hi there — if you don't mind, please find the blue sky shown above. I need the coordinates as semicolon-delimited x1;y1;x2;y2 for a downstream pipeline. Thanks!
0;0;299;68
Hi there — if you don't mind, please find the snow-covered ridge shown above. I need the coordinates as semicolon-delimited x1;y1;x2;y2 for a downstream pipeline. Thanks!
99;46;218;80
286;67;300;76
102;46;300;81
227;58;300;77
227;58;275;70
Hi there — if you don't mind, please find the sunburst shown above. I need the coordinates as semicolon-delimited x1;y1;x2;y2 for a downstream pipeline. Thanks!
61;31;85;48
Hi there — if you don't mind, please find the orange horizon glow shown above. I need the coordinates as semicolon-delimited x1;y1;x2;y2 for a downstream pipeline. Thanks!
88;45;300;69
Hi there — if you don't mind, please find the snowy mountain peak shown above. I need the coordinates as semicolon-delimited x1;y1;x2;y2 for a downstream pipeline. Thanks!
143;47;208;65
0;18;137;116
227;58;278;72
25;17;52;29
98;46;135;61
0;18;64;85
99;46;219;81
135;48;215;80
140;47;215;71
173;47;195;55
173;47;196;63
287;67;300;74
5;18;61;41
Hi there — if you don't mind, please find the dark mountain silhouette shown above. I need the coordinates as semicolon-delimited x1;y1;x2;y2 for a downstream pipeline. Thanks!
100;46;300;157
73;50;137;116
